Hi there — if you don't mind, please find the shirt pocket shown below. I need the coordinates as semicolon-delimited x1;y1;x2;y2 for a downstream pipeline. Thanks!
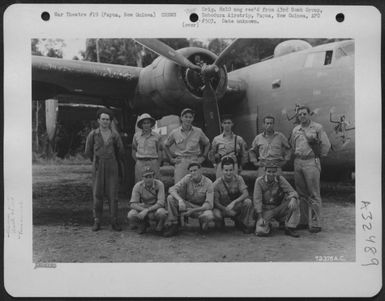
186;135;200;149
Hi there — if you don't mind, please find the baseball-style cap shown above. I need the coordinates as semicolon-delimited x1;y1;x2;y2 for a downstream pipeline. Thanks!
142;166;155;177
180;108;195;117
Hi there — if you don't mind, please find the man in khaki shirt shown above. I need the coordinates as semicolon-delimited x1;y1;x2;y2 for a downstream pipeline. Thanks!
213;157;254;233
164;108;210;183
249;115;291;178
290;106;330;233
132;113;162;183
163;162;214;237
253;161;300;238
127;166;167;234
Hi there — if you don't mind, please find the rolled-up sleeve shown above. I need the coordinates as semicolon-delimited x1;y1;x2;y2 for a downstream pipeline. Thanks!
129;183;141;204
169;175;188;195
253;179;263;213
199;129;210;146
164;131;175;147
156;181;165;207
278;176;298;200
204;182;214;209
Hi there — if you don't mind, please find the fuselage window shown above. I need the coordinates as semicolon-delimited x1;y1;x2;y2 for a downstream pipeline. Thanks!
324;50;333;65
304;50;333;68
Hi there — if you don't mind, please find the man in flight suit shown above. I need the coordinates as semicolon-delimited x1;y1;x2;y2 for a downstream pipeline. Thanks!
85;108;125;231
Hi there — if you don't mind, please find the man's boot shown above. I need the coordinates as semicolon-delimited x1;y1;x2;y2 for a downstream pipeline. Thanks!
111;218;122;231
285;227;300;237
92;218;101;231
163;224;179;237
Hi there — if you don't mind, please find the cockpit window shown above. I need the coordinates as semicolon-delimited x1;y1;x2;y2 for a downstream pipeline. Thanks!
336;43;354;59
304;50;333;68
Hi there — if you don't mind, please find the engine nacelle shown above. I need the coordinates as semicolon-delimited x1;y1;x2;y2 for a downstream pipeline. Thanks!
131;47;227;118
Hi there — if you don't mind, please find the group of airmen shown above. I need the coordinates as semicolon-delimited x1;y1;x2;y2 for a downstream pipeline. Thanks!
85;105;330;238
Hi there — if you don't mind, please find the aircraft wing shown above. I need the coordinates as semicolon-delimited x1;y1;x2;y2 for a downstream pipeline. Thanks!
32;55;142;106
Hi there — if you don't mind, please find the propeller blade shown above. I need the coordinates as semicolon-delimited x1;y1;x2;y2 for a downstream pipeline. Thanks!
134;39;201;71
214;39;239;67
202;79;221;140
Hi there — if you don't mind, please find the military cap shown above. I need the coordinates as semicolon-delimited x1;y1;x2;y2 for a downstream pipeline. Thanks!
142;166;155;177
137;113;156;129
180;108;195;117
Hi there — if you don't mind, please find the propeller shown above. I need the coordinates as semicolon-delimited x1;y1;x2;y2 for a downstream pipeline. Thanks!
134;39;201;71
134;38;239;139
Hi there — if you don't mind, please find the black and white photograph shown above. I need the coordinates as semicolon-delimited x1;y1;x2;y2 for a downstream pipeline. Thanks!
3;4;381;298
31;37;356;263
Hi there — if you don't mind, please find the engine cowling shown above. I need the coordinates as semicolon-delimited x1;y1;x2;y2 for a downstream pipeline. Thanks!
131;47;227;118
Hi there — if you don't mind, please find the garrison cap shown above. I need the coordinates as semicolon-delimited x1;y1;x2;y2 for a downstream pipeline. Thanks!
180;108;195;117
142;166;155;177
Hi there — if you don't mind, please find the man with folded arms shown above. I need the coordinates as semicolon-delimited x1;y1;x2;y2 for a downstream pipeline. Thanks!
127;166;167;234
213;157;254;233
163;162;214;237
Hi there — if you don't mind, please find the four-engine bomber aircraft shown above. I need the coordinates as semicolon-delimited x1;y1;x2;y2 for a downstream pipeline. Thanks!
32;38;355;182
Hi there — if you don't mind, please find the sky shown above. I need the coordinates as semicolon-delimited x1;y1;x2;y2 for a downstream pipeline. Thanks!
62;39;86;59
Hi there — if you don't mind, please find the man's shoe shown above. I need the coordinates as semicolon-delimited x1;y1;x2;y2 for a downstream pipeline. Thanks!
163;224;179;237
256;231;270;237
242;226;254;234
92;222;101;231
137;221;147;234
285;227;300;238
111;222;122;232
199;221;210;234
309;227;322;233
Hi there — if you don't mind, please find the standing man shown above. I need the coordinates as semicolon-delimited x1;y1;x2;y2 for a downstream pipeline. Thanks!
253;161;300;237
213;157;254;233
164;108;210;184
210;115;248;179
291;106;331;233
85;108;125;231
249;115;291;177
163;162;214;237
127;166;167;234
132;113;161;183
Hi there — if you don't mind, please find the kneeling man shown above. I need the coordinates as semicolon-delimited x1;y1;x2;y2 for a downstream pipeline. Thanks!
213;157;254;233
163;162;214;237
127;166;167;234
253;161;300;237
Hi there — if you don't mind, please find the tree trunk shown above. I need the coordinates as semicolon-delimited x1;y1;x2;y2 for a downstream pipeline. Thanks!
35;102;40;152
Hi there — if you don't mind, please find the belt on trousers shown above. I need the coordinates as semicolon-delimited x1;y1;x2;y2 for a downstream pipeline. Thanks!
137;157;158;161
295;154;316;160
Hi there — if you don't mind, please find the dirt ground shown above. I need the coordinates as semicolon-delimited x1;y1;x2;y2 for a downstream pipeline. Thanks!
33;163;355;263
